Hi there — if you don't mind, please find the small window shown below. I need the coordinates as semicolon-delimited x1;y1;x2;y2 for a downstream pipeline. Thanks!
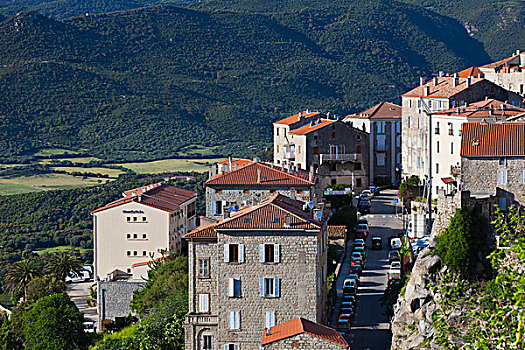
229;311;240;330
127;268;131;274
275;128;279;136
262;244;275;263
436;163;439;174
127;217;131;222
355;162;362;171
142;234;147;239
264;311;276;329
228;278;241;298
356;178;362;187
244;218;251;224
331;132;336;139
356;134;362;141
198;294;209;313
330;163;337;171
435;122;440;135
274;218;280;223
436;141;440;153
133;233;137;239
198;258;210;278
356;145;362;154
133;217;137;222
448;122;453;136
313;147;319;155
225;344;239;350
134;251;138;256
127;251;131;256
450;143;454;155
127;234;131;239
499;158;505;166
142;217;146;222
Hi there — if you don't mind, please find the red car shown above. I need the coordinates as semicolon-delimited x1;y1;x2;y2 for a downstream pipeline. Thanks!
351;257;364;268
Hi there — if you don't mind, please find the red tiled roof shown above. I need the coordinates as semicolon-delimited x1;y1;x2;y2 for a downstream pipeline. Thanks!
328;225;346;238
480;54;519;69
274;111;323;126
131;256;165;268
261;317;348;347
92;183;196;214
205;161;316;187
123;183;162;197
457;66;482;78
461;122;525;157
288;119;336;135
185;194;330;238
434;99;525;119
402;76;485;98
441;177;456;184
344;102;401;120
217;158;252;167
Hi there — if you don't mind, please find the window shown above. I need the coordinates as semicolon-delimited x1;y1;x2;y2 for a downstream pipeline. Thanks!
499;197;507;211
356;145;362;154
416;157;422;168
396;135;401;148
224;344;239;350
418;100;422;108
198;258;210;278
376;134;386;151
224;244;244;263
142;233;147;239
450;142;454;154
522;170;525;184
229;311;240;330
376;121;385;134
356;178;362;187
127;234;131;239
428;100;432;109
313;147;319;155
276;145;279;153
396;121;401;133
438;101;442;110
418;117;421;128
498;170;507;185
407;137;412;147
436;163;439;174
408;116;411;128
377;153;386;167
275;128;279;136
127;251;131;256
260;278;280;298
330;163;337;171
127;217;131;222
127;268;131;274
459;124;462;136
331;179;337;185
134;251;137;256
499;158;505;166
298;146;301;154
409;99;412;108
202;335;213;350
260;244;280;263
228;278;241;298
331;132;335;139
264;311;275;329
448;122;453;135
396;153;401;165
436;141;440;153
142;217;147;222
212;201;223;215
142;251;147;256
133;233;137;239
355;163;362;171
243;189;250;194
198;294;209;313
435;122;440;134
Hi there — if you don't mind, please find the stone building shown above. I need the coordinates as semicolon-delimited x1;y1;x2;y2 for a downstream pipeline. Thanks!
184;194;331;350
458;50;525;97
401;76;523;181
260;317;349;349
460;122;525;211
274;110;369;192
205;160;317;221
344;101;402;184
429;99;525;196
97;279;144;328
91;183;197;280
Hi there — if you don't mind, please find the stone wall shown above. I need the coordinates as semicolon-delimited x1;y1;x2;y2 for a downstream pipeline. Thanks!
262;332;347;350
97;280;144;326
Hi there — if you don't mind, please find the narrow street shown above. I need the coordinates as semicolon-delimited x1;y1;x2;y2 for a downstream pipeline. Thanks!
331;189;402;350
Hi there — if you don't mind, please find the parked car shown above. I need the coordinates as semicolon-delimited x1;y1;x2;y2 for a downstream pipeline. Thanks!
342;293;357;305
357;217;368;226
372;236;382;250
388;262;402;280
390;261;402;270
343;285;357;295
345;273;360;287
351;257;364;268
354;238;365;246
353;246;366;260
356;224;369;239
349;264;363;276
340;302;355;314
367;186;377;197
357;198;371;214
390;237;402;250
360;190;372;198
343;278;358;290
337;318;352;333
83;320;96;333
388;250;401;263
65;270;90;283
351;252;363;261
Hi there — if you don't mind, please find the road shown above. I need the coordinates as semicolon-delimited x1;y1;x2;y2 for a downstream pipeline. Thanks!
332;189;402;350
66;281;98;328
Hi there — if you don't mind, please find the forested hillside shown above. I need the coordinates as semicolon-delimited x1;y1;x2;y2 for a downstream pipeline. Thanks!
0;1;493;163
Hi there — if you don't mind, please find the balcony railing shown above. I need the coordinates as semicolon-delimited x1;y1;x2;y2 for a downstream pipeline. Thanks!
320;153;358;164
185;314;218;325
284;152;295;159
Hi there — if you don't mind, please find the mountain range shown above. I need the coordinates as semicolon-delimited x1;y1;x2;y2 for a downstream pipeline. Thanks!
0;0;522;162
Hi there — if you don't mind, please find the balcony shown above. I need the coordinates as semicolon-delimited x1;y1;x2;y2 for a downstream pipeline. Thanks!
284;152;295;160
185;314;218;325
320;153;359;164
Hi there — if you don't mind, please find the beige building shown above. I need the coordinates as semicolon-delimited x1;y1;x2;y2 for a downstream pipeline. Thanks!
184;194;331;350
205;159;317;221
401;76;523;181
430;99;525;197
344;101;402;184
92;183;197;280
274;110;369;192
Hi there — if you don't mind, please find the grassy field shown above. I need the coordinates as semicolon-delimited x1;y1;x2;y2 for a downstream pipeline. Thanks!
34;245;91;255
0;173;110;195
33;148;79;157
0;163;24;168
113;157;225;174
52;166;124;178
178;145;221;157
39;157;101;164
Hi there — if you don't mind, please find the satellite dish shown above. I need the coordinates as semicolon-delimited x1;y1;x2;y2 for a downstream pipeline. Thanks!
315;211;323;220
308;201;316;209
228;206;234;213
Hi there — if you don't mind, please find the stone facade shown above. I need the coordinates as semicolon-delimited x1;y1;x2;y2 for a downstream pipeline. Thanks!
97;280;144;327
480;51;525;97
262;333;347;350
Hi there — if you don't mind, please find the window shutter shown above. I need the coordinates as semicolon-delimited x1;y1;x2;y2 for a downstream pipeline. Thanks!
274;278;280;297
235;278;241;297
229;312;235;329
224;244;230;262
211;201;216;215
224;345;228;350
236;312;240;330
274;244;280;263
499;197;507;211
522;170;525;184
239;244;244;263
260;278;265;297
265;311;275;329
228;278;234;297
260;244;265;262
198;294;209;313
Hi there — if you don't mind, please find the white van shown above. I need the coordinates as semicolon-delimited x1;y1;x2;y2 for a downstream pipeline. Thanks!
65;270;90;283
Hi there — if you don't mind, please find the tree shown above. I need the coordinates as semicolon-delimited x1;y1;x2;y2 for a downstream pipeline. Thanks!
26;275;66;303
6;260;41;301
45;251;82;281
22;293;86;350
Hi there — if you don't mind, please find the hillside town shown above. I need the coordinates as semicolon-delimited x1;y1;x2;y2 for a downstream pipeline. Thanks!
53;50;525;349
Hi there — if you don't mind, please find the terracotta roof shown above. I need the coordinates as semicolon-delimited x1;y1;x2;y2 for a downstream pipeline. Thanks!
328;225;346;238
480;54;520;69
92;183;196;214
217;158;253;167
344;102;401;120
261;317;348;347
461;122;525;157
457;66;482;78
205;161;316;187
288;119;336;135
123;183;162;197
131;256;165;268
441;177;456;184
185;194;330;238
402;76;485;99
434;99;525;119
274;111;323;126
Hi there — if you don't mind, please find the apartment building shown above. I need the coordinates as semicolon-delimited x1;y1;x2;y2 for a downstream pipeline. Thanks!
459;50;525;97
92;183;197;280
430;99;525;196
461;122;525;210
205;159;317;221
274;110;369;192
184;194;331;350
401;76;523;180
344;101;402;184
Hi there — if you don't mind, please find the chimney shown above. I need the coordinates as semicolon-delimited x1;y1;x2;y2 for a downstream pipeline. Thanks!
138;195;142;202
419;77;425;86
298;111;303;121
306;109;310;114
466;77;471;87
453;73;459;78
433;77;438;85
517;49;521;55
228;156;233;172
283;214;291;228
423;86;430;96
489;109;493;116
438;71;445;77
257;168;261;183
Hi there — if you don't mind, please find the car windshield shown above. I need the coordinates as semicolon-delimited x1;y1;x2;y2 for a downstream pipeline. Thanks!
391;262;401;269
347;274;358;280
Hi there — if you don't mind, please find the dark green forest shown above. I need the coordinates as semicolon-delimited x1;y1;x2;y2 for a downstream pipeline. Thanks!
0;0;504;163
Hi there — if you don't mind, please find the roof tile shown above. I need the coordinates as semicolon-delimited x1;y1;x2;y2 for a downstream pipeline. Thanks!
434;99;525;119
274;111;323;126
344;102;401;120
461;122;525;157
402;76;484;99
